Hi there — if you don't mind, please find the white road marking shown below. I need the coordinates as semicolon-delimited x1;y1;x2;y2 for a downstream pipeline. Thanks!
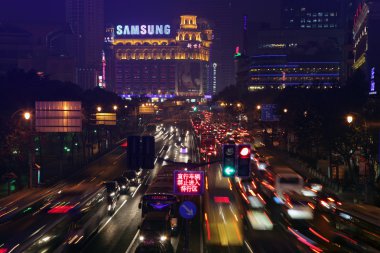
132;184;142;198
244;240;254;253
98;199;127;233
125;230;140;253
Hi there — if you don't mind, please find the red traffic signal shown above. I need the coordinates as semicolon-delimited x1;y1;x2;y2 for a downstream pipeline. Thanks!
239;147;250;157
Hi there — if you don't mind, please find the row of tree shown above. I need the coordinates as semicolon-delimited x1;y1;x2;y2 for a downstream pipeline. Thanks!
214;71;380;188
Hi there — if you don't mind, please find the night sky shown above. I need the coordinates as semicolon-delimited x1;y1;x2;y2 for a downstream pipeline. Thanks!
0;0;281;27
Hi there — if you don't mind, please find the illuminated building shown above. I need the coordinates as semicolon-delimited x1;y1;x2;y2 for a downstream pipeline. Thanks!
281;0;342;29
352;1;380;95
105;15;213;98
248;55;340;90
65;0;104;90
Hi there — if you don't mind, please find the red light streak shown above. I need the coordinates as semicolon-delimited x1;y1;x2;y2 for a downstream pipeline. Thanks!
308;227;330;243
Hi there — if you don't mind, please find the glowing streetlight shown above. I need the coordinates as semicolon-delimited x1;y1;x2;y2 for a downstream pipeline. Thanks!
236;103;242;108
24;112;31;120
113;105;118;111
283;108;288;113
346;115;354;124
256;105;261;110
97;106;102;112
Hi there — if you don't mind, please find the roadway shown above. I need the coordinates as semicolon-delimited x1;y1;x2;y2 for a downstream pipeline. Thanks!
0;124;196;253
82;125;199;253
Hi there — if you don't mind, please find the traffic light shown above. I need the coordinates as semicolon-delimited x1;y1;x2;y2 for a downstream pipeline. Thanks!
127;136;141;170
127;135;155;170
222;144;236;177
237;144;251;177
141;136;155;169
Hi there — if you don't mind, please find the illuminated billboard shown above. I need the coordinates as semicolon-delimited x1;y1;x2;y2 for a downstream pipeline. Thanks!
115;24;171;36
35;101;82;132
177;61;202;95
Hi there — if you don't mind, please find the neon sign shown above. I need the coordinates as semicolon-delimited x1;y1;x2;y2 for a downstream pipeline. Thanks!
174;170;204;195
116;25;171;36
370;67;377;95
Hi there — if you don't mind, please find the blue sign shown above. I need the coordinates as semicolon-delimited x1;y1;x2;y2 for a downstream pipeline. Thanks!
179;201;197;219
261;104;279;122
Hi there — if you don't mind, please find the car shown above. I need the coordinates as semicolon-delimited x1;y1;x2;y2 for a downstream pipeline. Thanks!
305;177;323;192
116;176;130;194
104;181;120;199
123;170;142;186
107;195;117;215
316;191;342;211
139;212;172;245
135;242;173;253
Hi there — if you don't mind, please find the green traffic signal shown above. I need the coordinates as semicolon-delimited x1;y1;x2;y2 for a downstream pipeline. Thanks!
223;166;236;177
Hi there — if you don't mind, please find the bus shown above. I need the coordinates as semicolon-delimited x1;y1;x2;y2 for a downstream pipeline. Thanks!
259;166;304;204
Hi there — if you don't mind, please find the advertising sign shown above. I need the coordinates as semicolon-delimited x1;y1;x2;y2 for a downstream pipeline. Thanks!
177;61;202;95
174;170;204;195
115;24;171;36
35;101;82;132
95;113;116;125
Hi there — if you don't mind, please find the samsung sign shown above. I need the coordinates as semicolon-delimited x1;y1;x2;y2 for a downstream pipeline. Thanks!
116;25;171;36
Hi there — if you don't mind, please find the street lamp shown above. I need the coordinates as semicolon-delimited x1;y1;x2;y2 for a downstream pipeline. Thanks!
236;103;242;108
24;112;31;120
346;115;354;124
113;105;118;111
97;106;102;112
256;105;261;110
283;108;288;113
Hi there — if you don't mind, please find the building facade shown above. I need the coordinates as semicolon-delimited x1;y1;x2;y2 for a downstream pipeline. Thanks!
353;1;380;95
281;0;342;29
105;15;213;98
65;0;104;90
249;55;340;90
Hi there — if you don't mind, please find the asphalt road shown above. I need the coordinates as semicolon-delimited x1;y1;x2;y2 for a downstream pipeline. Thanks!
82;126;198;253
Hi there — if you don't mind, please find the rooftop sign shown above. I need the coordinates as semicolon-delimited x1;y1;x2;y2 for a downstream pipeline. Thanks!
116;24;171;36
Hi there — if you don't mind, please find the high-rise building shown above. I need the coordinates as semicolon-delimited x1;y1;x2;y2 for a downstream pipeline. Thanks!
352;1;380;95
65;0;104;90
281;0;342;29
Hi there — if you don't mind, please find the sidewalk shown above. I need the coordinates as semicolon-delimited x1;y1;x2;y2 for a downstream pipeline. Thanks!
259;147;380;206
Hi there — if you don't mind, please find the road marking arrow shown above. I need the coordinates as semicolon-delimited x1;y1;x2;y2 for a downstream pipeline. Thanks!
182;204;194;216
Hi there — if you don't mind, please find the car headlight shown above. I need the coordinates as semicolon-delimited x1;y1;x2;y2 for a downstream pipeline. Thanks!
107;205;112;211
160;235;167;241
139;235;144;241
109;192;115;197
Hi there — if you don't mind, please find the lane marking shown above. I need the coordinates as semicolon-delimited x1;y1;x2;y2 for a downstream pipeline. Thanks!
98;199;127;233
132;184;142;198
244;240;254;253
125;230;140;253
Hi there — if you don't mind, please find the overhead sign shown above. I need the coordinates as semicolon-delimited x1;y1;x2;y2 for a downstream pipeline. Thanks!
261;104;279;122
116;24;171;36
179;201;197;219
95;113;116;125
174;170;204;195
35;101;82;132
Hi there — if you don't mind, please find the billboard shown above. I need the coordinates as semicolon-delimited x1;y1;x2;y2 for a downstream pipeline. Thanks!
35;101;82;132
177;61;202;95
95;113;116;125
